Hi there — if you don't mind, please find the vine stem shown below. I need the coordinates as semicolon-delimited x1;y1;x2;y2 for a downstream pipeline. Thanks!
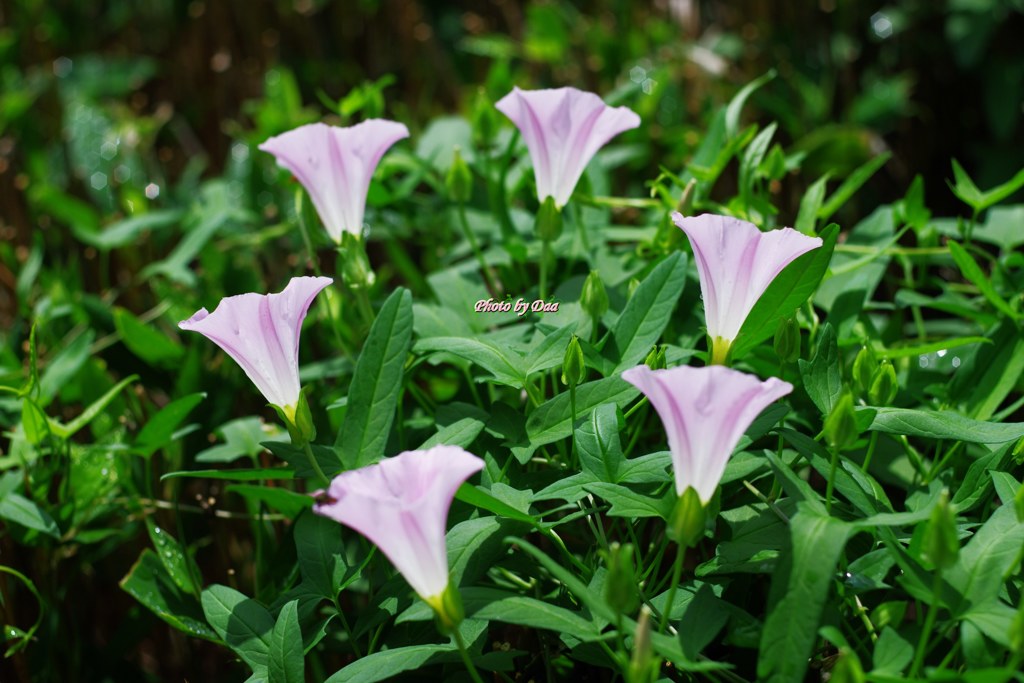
302;441;331;487
658;544;685;633
454;628;485;683
909;569;943;677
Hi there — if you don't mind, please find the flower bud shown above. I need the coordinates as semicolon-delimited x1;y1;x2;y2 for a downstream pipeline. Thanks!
642;345;666;371
773;317;800;364
667;487;705;547
824;391;859;452
627;277;641;299
626;605;656;683
921;490;959;570
580;270;609;321
561;335;586;387
445;146;473;204
675;178;697;216
868;360;898;406
535;196;563;242
470;88;498;146
339;233;375;289
602;542;640;615
852;346;877;398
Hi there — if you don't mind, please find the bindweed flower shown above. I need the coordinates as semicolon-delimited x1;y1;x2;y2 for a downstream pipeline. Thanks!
621;364;793;505
313;445;484;628
496;86;640;208
259;120;409;243
179;276;332;433
671;213;822;365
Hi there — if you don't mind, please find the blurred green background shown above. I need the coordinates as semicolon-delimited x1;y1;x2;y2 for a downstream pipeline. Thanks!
1;0;1023;680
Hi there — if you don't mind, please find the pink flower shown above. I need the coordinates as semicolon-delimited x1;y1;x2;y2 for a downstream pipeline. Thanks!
259;120;409;243
179;276;332;419
621;364;792;504
496;86;640;208
313;446;484;605
671;213;822;364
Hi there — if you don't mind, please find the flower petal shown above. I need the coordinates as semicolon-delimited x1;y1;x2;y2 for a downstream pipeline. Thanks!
496;87;640;207
622;365;792;503
671;213;822;342
313;445;484;600
179;276;332;410
259;120;409;242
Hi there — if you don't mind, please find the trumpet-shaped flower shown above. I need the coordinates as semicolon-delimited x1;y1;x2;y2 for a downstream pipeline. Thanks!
313;445;484;611
259;120;409;243
621;364;792;504
672;213;822;364
496;86;640;208
179;276;332;421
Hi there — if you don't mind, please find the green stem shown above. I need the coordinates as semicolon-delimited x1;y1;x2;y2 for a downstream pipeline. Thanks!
658;544;685;633
302;441;330;487
539;237;551;300
909;569;943;677
457;201;499;295
454;627;485;683
826;446;839;514
861;432;879;473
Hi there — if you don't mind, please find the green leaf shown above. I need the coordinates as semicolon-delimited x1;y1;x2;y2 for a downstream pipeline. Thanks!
134;392;205;457
324;643;458;683
114;308;185;367
525;377;639;453
859;407;1024;444
0;492;60;538
733;224;838;359
948;241;1018;320
798;323;841;416
119;549;219;642
948;321;1024;420
758;503;852;683
226;484;313;517
465;591;601;641
161;467;294;482
294;512;348;601
952;443;1014;513
414;336;525;387
585;482;672;519
455;484;537;527
77;209;184;251
946;503;1024;614
795;174;829;235
146;519;199;597
50;375;138;440
872;626;913;675
610;252;687;372
337;288;413;468
818;152;891;222
418;416;486;450
21;399;51;446
201;584;274;670
575;403;625;482
949;160;1024;212
268;600;304;683
725;69;776;138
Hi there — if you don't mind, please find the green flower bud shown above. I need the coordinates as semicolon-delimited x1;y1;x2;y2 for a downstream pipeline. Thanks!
580;270;609;321
535;196;563;242
470;88;498;146
852;346;877;398
676;178;697;216
922;490;959;570
626;605;656;683
627;277;641;299
643;345;666;371
602;542;640;615
824;391;859;452
773;317;800;364
339;233;375;289
561;335;586;387
667;487;705;548
868;360;898;406
445;146;473;204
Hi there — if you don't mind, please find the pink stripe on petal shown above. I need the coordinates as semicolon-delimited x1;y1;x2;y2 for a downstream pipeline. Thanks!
259;120;409;242
179;276;332;410
314;445;484;600
496;87;640;207
622;365;792;503
672;213;822;343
